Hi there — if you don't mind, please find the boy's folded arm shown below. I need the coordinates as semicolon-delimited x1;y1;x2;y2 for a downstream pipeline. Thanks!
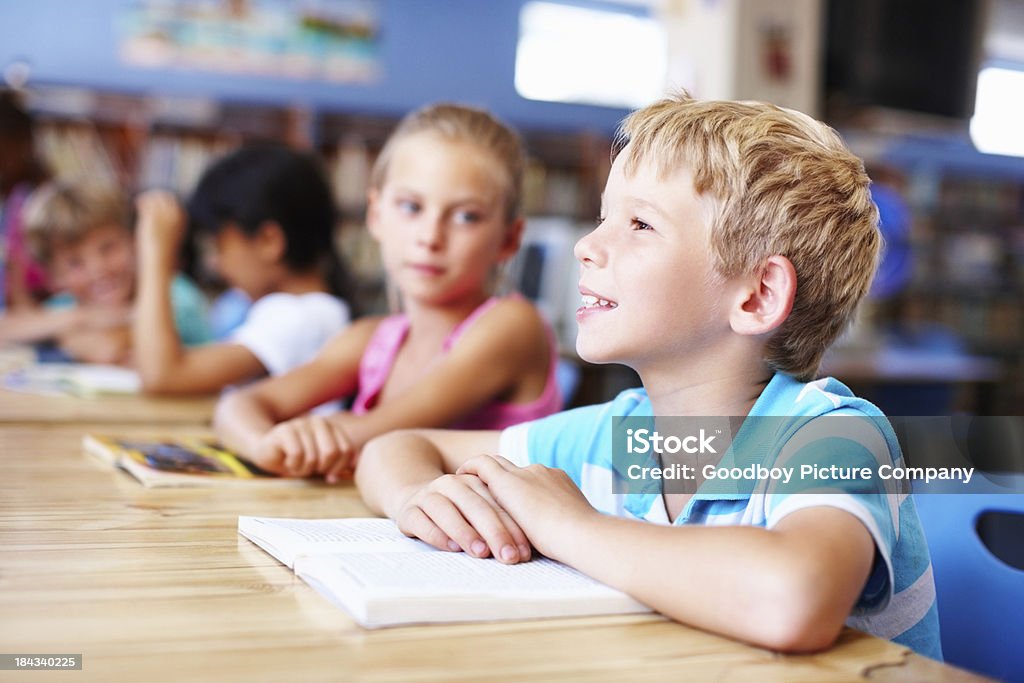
0;307;84;345
556;504;875;653
356;429;527;561
58;326;132;364
356;429;502;517
459;454;875;651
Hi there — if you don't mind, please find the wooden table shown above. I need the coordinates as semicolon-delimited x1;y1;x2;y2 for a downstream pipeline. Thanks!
0;387;215;425
0;424;985;682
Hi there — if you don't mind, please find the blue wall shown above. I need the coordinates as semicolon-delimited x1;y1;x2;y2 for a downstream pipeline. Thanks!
0;0;632;133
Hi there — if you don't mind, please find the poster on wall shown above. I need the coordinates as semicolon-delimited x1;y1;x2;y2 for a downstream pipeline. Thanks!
117;0;381;83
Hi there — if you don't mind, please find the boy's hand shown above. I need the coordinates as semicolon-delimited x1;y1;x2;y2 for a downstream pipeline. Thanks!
78;304;133;330
135;190;187;269
58;327;133;365
456;456;597;561
394;473;531;564
252;415;356;481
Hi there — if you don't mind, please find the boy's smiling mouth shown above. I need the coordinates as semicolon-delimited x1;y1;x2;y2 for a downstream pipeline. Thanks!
89;277;132;304
578;286;618;314
580;294;617;310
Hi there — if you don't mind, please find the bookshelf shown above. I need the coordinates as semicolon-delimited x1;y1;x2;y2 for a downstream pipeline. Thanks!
877;169;1024;414
27;85;614;221
520;129;610;221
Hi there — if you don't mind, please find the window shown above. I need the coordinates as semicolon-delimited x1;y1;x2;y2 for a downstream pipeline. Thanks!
970;66;1024;158
514;1;667;109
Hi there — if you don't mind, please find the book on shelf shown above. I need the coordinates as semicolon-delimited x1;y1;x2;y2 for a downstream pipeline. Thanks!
139;135;225;195
3;363;141;397
84;434;308;488
36;124;120;187
237;515;652;628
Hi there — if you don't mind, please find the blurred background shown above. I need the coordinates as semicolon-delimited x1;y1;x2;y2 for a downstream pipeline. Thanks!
1;0;1021;414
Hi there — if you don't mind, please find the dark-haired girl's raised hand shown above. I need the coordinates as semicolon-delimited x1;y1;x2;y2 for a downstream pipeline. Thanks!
135;190;186;270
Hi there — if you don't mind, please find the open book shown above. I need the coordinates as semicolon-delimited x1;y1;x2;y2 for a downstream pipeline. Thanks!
4;363;140;397
84;434;310;488
238;515;652;628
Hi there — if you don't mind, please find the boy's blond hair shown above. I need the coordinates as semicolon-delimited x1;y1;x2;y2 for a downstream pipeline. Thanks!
616;94;880;381
22;181;130;264
370;103;526;222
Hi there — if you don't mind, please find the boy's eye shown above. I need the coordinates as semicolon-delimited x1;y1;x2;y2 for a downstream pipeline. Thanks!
631;218;654;231
453;210;482;225
595;215;605;227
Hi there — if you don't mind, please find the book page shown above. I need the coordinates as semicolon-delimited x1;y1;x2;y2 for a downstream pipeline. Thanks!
3;363;139;396
66;364;140;395
82;434;121;465
238;517;431;568
298;552;624;597
241;517;428;547
3;365;72;396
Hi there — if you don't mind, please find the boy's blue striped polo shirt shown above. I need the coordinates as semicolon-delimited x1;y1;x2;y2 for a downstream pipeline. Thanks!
498;372;942;660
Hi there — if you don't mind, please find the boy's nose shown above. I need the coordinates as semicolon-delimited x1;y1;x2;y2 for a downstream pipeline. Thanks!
574;223;606;267
86;255;110;279
94;253;123;279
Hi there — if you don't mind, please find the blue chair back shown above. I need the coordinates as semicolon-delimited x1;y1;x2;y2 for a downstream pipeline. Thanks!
914;486;1024;682
555;358;582;409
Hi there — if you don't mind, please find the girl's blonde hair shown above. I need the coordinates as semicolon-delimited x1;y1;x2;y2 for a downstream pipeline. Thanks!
22;181;130;264
370;103;526;223
616;93;881;381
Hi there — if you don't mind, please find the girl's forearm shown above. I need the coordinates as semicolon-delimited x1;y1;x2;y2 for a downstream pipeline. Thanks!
213;390;278;459
132;262;180;389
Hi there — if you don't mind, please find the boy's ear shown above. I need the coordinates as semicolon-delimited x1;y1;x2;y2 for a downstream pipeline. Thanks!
256;221;287;262
497;217;525;263
729;255;796;336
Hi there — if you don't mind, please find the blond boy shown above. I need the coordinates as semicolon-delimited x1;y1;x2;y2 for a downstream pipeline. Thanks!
355;95;941;658
0;181;209;362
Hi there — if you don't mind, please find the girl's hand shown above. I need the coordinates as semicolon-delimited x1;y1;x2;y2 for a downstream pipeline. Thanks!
252;415;356;481
394;473;532;564
456;455;598;561
135;190;187;268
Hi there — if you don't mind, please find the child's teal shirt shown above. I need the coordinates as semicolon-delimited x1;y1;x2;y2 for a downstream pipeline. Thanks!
46;273;212;346
498;372;942;660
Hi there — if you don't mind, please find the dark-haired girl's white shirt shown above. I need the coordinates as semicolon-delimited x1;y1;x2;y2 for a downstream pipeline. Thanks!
230;292;349;377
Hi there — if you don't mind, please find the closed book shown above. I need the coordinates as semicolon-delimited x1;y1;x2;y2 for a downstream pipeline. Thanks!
84;434;309;488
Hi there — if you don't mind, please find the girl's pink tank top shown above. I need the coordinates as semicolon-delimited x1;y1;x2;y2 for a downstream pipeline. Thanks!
350;295;562;429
